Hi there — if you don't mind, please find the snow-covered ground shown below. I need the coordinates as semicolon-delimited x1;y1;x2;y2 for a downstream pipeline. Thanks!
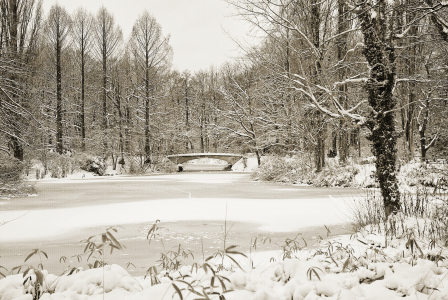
2;226;447;300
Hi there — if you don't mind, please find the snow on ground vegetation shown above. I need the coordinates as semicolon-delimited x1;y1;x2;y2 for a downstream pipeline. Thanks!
2;219;448;300
253;155;448;191
2;187;448;299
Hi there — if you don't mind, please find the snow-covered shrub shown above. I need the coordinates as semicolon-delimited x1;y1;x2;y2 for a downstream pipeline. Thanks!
126;157;146;175
252;155;311;183
311;160;360;187
79;156;106;176
253;155;364;187
398;162;448;190
0;157;23;185
149;156;176;173
0;157;35;196
47;154;71;178
348;187;448;245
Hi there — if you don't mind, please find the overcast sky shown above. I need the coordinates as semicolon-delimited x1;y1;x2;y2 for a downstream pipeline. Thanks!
42;0;253;72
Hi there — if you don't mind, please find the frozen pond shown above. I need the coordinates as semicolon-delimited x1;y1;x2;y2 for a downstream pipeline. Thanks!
0;172;362;275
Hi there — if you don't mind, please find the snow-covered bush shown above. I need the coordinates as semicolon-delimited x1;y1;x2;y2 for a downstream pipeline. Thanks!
123;156;175;175
252;155;311;183
311;160;361;187
44;153;76;178
0;157;23;185
0;157;35;196
253;155;365;187
348;187;448;246
398;161;448;190
79;156;106;176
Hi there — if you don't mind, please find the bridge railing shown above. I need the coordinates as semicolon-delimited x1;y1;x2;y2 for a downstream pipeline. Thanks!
168;148;245;155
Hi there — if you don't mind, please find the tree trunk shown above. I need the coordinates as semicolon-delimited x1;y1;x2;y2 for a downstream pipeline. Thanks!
358;1;400;217
81;35;86;151
9;136;23;161
339;127;349;164
337;0;349;164
255;149;261;166
102;24;107;130
311;0;325;172
7;0;24;161
331;132;337;157
315;119;325;172
405;20;418;161
144;49;151;164
56;27;63;155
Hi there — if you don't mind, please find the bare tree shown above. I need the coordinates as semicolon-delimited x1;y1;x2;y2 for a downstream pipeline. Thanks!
93;6;122;135
0;0;42;160
129;10;171;164
45;4;71;155
72;7;93;151
227;0;431;217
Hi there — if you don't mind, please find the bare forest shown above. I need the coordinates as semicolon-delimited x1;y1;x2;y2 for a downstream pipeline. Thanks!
1;0;448;217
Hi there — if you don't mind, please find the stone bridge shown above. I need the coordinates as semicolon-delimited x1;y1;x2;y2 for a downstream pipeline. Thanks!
167;153;243;166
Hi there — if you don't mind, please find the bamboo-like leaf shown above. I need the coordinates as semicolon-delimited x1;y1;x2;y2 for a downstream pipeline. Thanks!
23;276;30;285
357;239;367;245
307;267;322;281
106;231;122;249
102;233;107;243
225;250;247;258
202;263;215;275
23;268;31;278
225;254;245;271
60;256;67;263
93;260;101;268
218;275;231;283
67;268;77;276
188;289;203;297
35;270;44;285
41;250;48;259
24;249;37;262
342;258;350;272
83;242;90;254
12;266;22;274
175;279;196;292
217;276;226;292
172;283;183;300
191;263;199;274
302;237;307;247
225;245;237;252
324;225;331;237
0;271;6;278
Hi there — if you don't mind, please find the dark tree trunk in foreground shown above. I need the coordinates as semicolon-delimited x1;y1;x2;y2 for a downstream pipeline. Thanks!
358;1;400;217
